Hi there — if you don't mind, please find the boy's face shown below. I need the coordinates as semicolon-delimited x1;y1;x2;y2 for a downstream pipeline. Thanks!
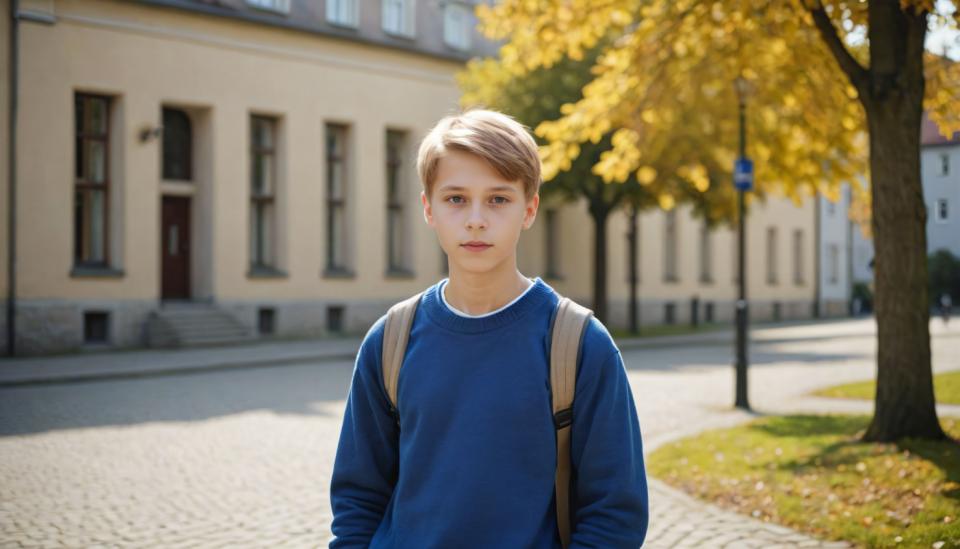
421;149;538;275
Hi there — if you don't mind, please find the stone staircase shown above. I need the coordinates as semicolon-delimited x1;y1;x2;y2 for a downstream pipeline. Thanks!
146;302;255;348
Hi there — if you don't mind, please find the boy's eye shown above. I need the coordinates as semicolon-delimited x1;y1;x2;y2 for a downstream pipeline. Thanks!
447;196;464;204
491;196;509;205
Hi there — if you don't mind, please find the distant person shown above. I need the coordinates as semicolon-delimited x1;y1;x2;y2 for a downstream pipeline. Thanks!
941;293;952;326
328;109;649;548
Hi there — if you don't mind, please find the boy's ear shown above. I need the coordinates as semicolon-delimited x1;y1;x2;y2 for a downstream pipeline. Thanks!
421;190;435;227
522;193;539;230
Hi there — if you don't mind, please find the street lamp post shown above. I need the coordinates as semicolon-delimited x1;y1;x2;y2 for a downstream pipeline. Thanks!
733;76;752;411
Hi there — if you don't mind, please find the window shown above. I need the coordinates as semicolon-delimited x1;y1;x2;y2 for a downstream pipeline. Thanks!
250;115;278;270
327;0;359;27
699;222;712;283
443;1;471;50
74;93;111;267
327;305;345;333
258;307;276;335
793;229;804;285
162;108;192;181
383;0;415;37
705;302;715;323
935;199;949;223
941;153;950;176
247;0;290;13
663;209;678;282
766;226;778;285
545;209;561;278
828;244;839;284
386;130;408;273
326;123;350;272
83;311;110;344
826;199;835;216
664;302;676;325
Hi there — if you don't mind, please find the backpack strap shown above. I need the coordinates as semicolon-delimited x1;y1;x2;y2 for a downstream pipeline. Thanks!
382;291;424;423
549;296;594;548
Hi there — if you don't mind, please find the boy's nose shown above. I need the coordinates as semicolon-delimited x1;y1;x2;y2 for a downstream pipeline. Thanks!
465;208;487;230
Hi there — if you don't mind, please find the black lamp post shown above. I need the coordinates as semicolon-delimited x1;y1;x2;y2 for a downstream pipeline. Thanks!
733;75;752;411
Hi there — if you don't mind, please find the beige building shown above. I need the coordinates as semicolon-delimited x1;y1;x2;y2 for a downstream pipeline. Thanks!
0;0;819;356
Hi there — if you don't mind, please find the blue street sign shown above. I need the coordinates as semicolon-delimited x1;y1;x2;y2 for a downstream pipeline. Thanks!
734;157;753;191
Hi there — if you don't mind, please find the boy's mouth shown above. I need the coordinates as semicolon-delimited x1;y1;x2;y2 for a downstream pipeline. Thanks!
461;241;493;252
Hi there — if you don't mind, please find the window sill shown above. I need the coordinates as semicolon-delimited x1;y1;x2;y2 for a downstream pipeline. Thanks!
248;265;288;279
323;266;356;279
545;272;565;282
663;276;680;284
699;277;714;285
385;267;416;279
70;265;125;278
383;28;416;40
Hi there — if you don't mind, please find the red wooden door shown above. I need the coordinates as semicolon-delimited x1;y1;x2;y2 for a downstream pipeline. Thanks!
161;196;191;300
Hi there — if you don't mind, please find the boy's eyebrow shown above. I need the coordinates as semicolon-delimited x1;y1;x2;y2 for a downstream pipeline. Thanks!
437;185;519;193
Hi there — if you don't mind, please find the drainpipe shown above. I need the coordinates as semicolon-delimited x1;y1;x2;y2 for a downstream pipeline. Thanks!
7;0;18;356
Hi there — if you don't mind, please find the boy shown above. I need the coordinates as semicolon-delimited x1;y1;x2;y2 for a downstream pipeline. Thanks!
329;109;648;548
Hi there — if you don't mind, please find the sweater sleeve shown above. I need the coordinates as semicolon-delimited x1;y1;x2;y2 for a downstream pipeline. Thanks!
568;347;649;548
329;317;399;548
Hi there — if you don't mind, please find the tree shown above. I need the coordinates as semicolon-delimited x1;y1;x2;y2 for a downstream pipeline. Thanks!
458;38;740;325
474;0;959;441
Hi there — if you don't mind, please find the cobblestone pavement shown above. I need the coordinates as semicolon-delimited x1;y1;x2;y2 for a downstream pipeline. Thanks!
0;317;956;547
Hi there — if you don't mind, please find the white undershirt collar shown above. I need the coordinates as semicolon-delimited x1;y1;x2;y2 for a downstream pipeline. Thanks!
439;277;535;318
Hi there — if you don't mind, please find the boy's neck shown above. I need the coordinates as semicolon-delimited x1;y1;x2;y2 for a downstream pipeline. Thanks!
443;265;533;317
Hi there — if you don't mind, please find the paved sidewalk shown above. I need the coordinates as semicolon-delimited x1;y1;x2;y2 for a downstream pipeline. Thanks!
2;316;955;548
0;316;909;387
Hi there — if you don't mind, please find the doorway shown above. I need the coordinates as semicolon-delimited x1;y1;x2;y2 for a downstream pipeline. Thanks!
161;196;191;300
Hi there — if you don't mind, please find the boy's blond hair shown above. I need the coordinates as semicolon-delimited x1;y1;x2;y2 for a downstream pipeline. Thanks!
417;108;541;202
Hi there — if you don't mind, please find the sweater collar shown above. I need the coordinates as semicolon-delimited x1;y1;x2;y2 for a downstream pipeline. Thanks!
420;276;555;334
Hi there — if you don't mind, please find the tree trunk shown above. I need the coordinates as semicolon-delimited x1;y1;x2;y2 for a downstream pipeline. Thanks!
810;0;946;442
862;99;945;442
628;204;640;334
859;2;944;442
589;202;610;324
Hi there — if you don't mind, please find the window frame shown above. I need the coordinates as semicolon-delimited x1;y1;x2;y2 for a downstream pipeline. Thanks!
74;92;112;268
385;129;409;274
663;209;678;283
162;107;193;182
250;115;278;270
766;226;778;285
325;123;351;273
382;0;416;37
793;229;805;286
699;222;713;284
327;0;360;28
935;198;949;223
246;0;290;14
442;1;471;50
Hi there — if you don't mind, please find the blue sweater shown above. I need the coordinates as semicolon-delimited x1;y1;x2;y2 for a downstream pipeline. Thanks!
329;277;649;548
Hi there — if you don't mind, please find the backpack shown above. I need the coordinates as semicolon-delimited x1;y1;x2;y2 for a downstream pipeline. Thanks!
381;290;593;549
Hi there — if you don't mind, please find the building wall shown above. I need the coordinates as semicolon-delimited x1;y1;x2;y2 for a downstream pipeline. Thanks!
923;142;960;257
10;0;819;355
520;191;817;328
817;184;853;316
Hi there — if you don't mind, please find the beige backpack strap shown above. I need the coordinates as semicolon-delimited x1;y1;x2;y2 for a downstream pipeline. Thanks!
382;291;424;421
549;296;594;548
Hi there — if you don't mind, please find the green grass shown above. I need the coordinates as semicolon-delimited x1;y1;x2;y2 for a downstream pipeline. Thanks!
814;371;960;405
647;415;960;548
610;322;728;340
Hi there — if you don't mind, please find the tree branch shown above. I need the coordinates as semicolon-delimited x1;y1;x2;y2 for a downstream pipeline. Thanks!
806;1;870;94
